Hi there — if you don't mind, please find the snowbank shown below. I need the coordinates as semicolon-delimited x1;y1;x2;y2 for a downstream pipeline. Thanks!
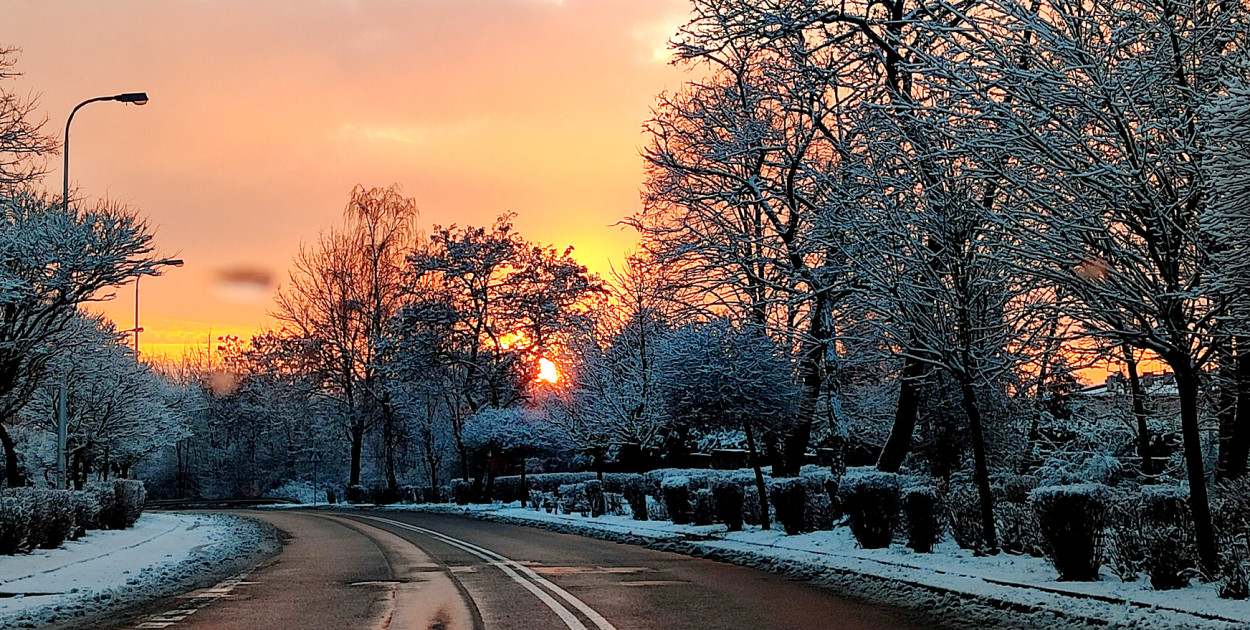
322;502;1250;630
0;512;279;629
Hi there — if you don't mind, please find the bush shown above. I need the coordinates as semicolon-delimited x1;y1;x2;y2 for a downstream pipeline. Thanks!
946;483;985;551
712;482;744;531
1106;496;1144;582
450;479;472;505
994;474;1043;556
0;495;31;555
87;483;118;529
345;484;368;504
584;480;605;517
902;485;940;553
840;469;902;549
770;477;807;535
604;492;628;516
800;471;836;531
558;483;590;515
39;490;78;549
112;480;146;529
621;477;649;521
1030;484;1111;581
1140;485;1194;590
691;488;716;526
661;476;692;525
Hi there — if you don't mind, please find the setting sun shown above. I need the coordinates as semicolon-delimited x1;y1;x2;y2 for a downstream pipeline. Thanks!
537;358;559;384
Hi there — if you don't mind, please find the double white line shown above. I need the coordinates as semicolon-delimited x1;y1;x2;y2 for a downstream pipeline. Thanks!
359;516;617;630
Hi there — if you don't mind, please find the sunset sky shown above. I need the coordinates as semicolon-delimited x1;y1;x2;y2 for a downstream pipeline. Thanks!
4;0;691;357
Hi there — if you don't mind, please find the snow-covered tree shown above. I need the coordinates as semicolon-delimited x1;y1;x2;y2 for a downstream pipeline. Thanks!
0;191;170;486
915;0;1250;574
0;49;54;190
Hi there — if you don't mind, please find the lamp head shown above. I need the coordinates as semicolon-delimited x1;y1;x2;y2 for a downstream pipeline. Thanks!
115;92;149;106
166;258;185;267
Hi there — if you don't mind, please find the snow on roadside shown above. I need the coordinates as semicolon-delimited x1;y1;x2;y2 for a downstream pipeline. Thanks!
0;512;278;629
319;501;1250;630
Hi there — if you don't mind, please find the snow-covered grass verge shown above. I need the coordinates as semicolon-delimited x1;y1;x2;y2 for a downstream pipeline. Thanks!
0;512;280;629
300;501;1249;630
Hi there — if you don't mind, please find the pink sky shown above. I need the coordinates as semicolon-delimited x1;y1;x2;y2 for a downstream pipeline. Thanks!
4;0;691;357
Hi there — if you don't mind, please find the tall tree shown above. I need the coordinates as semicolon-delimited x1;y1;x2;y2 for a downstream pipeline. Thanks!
274;185;416;490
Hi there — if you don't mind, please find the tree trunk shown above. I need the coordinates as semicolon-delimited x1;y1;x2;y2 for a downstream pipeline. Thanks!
877;352;926;472
1232;337;1250;480
780;292;828;476
1124;345;1155;481
1217;341;1241;481
349;427;364;487
382;400;399;495
958;376;998;553
0;422;20;487
742;417;770;531
1171;360;1219;578
520;461;529;508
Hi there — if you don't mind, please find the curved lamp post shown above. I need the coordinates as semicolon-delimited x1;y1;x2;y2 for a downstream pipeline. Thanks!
57;92;148;489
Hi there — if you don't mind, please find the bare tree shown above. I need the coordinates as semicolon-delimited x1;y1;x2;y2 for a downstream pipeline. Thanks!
274;185;416;490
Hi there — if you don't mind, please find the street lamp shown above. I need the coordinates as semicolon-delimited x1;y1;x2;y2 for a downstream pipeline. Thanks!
133;258;183;358
58;91;149;489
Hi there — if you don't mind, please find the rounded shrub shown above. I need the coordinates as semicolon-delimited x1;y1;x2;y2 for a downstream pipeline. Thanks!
712;482;745;531
584;480;605;517
946;483;985;551
840;469;902;549
1029;484;1112;581
622;477;649;521
902;485;940;553
1140;485;1194;590
449;479;472;506
661;476;692;525
691;488;716;526
0;495;32;555
770;477;807;535
40;490;77;549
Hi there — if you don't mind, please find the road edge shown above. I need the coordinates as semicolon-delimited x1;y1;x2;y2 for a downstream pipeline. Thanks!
46;513;284;630
378;505;1241;630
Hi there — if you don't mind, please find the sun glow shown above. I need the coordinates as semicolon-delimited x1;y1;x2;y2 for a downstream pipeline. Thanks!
537;358;559;384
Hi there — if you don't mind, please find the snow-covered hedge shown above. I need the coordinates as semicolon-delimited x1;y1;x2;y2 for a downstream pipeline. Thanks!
1029;484;1112;581
902;485;940;553
661;476;692;525
711;481;744;531
769;477;808;535
0;481;148;556
1139;485;1194;590
840;468;902;549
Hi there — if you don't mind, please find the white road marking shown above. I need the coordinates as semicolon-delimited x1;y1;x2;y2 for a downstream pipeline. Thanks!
360;516;619;630
130;572;247;629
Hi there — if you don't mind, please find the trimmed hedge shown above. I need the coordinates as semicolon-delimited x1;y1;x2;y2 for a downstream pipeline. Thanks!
1030;484;1111;581
661;476;693;525
770;477;807;535
1140;485;1194;590
712;482;745;531
840;469;902;549
903;485;940;553
0;482;147;556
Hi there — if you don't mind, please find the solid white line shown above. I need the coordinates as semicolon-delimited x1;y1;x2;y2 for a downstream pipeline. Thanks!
361;516;618;630
359;516;589;630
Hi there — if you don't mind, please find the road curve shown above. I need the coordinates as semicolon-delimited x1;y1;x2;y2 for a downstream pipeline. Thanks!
104;510;937;630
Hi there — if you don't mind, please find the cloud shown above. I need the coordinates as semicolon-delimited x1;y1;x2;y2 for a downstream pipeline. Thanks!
332;119;488;146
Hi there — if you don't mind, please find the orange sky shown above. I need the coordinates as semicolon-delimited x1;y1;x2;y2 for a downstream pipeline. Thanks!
3;0;691;358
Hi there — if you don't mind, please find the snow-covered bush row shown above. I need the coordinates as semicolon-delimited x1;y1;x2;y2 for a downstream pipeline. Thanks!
0;481;146;555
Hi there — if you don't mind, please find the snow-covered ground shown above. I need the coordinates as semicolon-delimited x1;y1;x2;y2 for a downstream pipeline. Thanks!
0;512;278;629
313;501;1250;630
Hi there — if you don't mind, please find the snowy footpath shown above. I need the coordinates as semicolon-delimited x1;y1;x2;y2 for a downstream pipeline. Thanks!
0;512;278;629
324;502;1250;630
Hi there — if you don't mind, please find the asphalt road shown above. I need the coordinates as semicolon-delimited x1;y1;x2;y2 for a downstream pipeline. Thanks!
112;510;936;630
